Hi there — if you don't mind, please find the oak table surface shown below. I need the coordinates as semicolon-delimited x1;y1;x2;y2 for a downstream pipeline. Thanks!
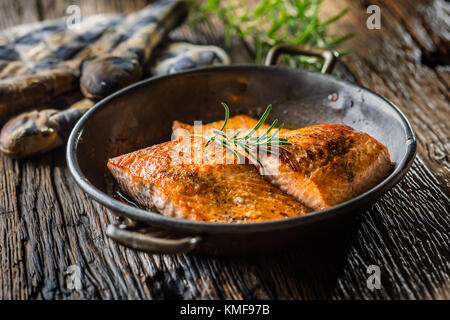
0;0;448;299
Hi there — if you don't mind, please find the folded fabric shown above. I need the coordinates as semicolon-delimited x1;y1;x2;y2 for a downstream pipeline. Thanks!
0;0;188;124
0;41;230;158
148;42;230;76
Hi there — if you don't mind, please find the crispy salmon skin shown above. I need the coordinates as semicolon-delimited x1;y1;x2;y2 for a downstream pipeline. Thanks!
175;117;392;211
259;124;391;210
107;136;310;223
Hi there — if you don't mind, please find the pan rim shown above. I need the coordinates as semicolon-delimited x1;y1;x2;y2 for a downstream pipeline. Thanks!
66;64;416;235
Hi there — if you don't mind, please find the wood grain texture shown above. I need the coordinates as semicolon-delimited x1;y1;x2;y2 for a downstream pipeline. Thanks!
0;0;449;300
37;0;155;20
382;0;449;67
0;0;40;30
322;0;450;193
1;150;449;300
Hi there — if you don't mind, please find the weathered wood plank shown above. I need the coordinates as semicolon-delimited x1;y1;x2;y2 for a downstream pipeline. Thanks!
0;0;40;30
0;156;27;299
0;1;44;299
382;0;449;68
2;152;447;299
0;0;448;300
322;0;449;193
36;0;154;20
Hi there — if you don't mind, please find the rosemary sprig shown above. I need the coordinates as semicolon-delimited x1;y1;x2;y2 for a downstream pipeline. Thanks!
193;103;291;174
189;0;353;70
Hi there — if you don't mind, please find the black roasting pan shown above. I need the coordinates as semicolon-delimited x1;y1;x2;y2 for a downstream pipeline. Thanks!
67;45;416;255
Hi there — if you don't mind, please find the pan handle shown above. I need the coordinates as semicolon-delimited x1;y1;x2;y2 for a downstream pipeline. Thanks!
106;224;201;254
265;44;338;74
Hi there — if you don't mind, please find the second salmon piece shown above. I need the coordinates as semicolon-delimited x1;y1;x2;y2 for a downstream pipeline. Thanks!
259;124;391;210
175;117;391;211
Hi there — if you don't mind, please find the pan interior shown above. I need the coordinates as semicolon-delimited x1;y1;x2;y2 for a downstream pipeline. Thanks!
70;65;414;231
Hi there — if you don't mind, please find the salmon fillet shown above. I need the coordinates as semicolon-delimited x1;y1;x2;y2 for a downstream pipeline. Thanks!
175;118;391;211
107;136;310;223
259;124;391;210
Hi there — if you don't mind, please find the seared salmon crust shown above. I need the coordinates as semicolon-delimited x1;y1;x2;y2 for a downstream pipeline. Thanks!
108;136;310;223
108;115;391;222
174;116;392;211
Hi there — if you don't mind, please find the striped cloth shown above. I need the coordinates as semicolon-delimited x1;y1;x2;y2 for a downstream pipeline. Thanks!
0;0;230;158
0;0;190;123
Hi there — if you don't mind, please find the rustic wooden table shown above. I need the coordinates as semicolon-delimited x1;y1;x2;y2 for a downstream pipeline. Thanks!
0;0;449;300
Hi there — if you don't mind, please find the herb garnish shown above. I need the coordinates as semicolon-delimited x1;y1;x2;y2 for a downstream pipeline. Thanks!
193;103;291;174
189;0;353;70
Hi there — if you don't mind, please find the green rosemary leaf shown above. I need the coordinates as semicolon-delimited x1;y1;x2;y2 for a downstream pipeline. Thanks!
192;103;291;173
244;104;272;139
230;130;242;140
246;150;265;175
269;123;284;139
212;129;228;138
327;33;355;47
322;7;350;26
204;139;214;148
219;103;230;131
258;119;278;141
189;0;351;70
216;138;243;160
278;146;291;153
